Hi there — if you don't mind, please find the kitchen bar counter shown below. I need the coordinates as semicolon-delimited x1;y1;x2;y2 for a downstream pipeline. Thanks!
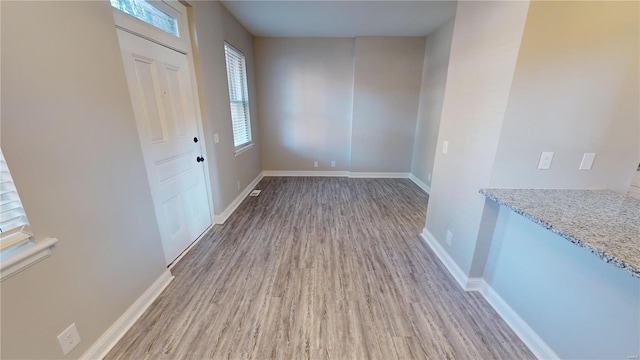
480;189;640;278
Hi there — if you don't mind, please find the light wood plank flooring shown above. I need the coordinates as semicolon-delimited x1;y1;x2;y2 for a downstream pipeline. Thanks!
106;177;534;360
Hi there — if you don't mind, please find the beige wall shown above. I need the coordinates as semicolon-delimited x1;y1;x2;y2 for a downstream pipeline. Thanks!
350;37;425;172
189;1;263;212
490;0;639;193
425;1;530;274
1;2;167;358
254;38;355;171
254;36;425;173
410;17;455;187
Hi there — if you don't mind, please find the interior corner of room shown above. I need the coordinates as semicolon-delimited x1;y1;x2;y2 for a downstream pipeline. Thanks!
1;0;638;359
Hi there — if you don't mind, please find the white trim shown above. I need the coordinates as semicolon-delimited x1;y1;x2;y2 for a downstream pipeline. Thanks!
408;173;431;194
348;172;409;178
420;228;559;360
420;228;473;290
477;280;560;360
214;172;264;224
465;277;483;291
234;143;254;156
111;0;188;54
261;171;414;179
1;237;58;281
80;269;174;360
183;9;215;228
262;170;350;177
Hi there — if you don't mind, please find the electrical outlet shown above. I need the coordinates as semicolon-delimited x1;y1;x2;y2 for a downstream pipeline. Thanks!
331;161;336;168
237;180;241;190
57;323;81;356
538;152;554;170
314;161;318;168
427;173;432;182
442;140;449;154
446;230;453;246
579;153;596;170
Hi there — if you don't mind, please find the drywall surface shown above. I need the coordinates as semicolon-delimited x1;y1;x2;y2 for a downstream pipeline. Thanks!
410;17;455;186
1;2;167;358
424;1;530;275
484;207;639;359
490;1;640;193
254;38;355;171
189;1;262;212
350;37;425;172
255;36;425;173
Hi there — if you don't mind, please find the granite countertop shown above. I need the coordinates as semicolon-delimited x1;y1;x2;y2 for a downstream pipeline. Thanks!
480;189;640;278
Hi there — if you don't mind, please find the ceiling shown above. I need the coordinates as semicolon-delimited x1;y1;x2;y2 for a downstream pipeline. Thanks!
220;1;457;38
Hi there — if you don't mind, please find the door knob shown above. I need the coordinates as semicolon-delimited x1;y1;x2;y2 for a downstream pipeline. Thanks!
196;156;204;163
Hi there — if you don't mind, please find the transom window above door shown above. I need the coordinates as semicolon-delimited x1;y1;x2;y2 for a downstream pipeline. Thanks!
110;0;179;37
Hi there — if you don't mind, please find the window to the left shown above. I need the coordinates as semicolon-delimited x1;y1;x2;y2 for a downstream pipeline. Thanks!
0;149;32;253
110;0;179;37
0;149;57;280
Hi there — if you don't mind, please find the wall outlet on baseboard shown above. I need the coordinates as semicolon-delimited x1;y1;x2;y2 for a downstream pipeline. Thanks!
446;230;453;246
331;161;336;168
237;180;241;190
57;323;81;355
314;161;318;168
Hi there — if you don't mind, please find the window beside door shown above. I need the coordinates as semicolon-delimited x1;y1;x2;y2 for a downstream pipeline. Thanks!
0;149;57;280
224;42;253;153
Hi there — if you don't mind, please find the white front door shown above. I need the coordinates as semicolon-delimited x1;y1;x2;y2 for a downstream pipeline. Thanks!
117;29;211;265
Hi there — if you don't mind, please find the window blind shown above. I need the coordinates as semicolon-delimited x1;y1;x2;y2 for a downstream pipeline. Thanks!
224;43;252;148
0;149;31;251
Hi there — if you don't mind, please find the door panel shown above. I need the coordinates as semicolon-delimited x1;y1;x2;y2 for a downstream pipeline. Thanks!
117;29;211;265
132;57;168;143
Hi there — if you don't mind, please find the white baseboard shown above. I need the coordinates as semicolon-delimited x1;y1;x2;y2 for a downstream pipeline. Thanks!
420;228;558;360
348;172;409;178
80;269;174;360
420;228;473;290
261;171;410;178
465;277;484;291
477;281;560;360
262;170;350;177
214;172;264;224
408;173;431;194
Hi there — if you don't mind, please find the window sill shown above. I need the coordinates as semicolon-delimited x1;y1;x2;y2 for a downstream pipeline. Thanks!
234;143;254;156
1;237;58;281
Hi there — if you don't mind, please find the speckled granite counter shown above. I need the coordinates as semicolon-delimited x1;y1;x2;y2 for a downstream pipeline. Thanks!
480;189;640;278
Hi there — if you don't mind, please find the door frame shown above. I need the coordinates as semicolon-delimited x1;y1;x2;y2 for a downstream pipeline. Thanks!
111;1;216;257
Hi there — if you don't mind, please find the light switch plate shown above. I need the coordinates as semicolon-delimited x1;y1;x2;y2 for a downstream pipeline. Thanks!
538;152;554;170
579;153;596;170
213;133;220;144
442;141;449;154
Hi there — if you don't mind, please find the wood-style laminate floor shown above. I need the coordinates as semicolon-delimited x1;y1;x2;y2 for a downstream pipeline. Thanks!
106;177;535;360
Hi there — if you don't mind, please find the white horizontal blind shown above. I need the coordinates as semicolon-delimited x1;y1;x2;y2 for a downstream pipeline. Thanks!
0;149;32;251
224;43;252;148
